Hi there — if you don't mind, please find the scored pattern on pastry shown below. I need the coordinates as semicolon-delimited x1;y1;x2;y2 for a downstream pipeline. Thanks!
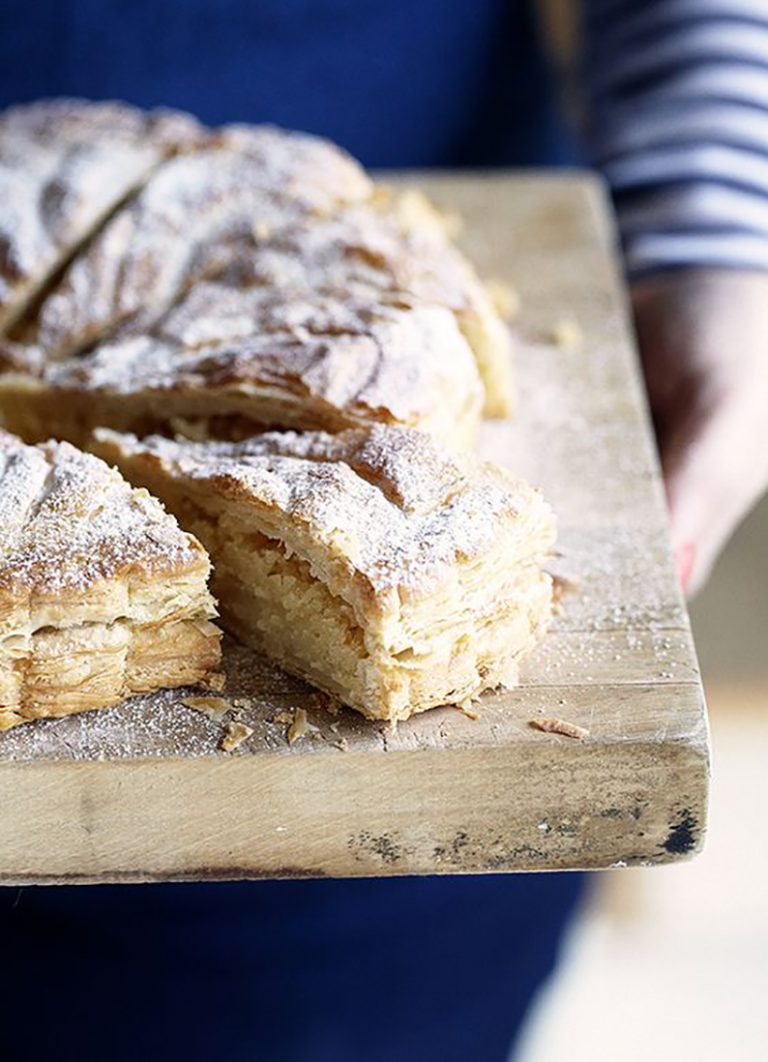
0;98;204;336
5;301;483;449
34;126;373;360
0;101;513;447
158;199;513;416
92;426;555;723
0;430;221;729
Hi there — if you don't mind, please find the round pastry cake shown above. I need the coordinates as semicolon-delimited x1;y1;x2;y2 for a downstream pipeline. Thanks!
0;98;552;729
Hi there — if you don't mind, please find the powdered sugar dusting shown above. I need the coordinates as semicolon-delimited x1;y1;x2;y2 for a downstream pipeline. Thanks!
0;431;203;597
48;301;481;434
97;424;555;596
37;129;371;356
0;99;202;324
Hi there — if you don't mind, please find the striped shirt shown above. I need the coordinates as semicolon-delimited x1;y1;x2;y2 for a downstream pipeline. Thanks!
585;0;768;276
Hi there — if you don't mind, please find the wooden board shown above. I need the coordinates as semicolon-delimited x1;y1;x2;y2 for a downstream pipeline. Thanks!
0;174;710;884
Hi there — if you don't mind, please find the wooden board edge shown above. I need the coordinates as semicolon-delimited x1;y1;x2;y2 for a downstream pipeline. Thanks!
0;726;710;885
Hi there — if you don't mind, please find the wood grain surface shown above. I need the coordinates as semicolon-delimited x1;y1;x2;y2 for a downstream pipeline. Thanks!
0;173;710;884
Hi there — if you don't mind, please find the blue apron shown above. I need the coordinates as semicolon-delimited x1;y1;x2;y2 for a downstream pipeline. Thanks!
0;4;584;1058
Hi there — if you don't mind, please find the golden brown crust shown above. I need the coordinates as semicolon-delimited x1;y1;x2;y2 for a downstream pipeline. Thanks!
35;127;372;359
0;101;511;438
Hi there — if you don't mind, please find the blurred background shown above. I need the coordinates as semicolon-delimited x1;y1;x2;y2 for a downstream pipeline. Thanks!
509;10;768;1059
517;497;768;1060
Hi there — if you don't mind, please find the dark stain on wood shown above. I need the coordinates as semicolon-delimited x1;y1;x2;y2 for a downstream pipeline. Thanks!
598;808;622;819
349;831;404;864
0;865;330;885
662;810;698;855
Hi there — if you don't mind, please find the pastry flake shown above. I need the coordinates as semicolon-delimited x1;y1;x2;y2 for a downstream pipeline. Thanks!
0;430;221;729
92;425;555;723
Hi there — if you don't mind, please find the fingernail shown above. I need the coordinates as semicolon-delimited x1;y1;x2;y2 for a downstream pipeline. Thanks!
674;542;695;589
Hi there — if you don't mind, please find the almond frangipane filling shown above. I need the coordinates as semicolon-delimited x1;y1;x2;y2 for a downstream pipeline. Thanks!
92;425;555;722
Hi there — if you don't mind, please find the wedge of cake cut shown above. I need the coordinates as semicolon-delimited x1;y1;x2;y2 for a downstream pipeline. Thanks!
0;98;204;336
0;430;221;730
93;426;555;723
0;300;483;449
33;126;372;360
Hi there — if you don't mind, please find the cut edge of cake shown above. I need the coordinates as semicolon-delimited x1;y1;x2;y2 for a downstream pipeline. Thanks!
92;425;555;723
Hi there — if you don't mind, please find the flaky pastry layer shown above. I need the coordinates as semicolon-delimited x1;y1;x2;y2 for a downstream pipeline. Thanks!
0;616;221;730
0;429;221;726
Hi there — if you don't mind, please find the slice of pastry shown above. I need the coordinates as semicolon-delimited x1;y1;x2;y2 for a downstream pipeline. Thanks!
93;426;555;723
0;430;221;730
0;98;203;336
0;301;483;449
33;126;372;360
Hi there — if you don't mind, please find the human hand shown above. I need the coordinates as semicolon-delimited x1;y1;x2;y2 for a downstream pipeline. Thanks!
632;269;768;596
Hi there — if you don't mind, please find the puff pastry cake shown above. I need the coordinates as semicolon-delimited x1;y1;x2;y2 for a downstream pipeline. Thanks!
0;98;203;336
92;426;555;723
0;100;513;446
0;430;221;730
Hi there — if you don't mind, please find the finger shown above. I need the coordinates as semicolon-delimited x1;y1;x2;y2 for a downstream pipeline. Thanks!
663;401;768;596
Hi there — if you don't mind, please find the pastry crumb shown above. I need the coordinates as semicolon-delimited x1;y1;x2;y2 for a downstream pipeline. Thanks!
457;700;481;721
530;717;589;739
551;573;580;614
550;318;582;349
202;671;226;692
182;695;231;721
395;187;464;239
220;720;254;752
273;710;295;724
485;279;521;322
287;707;309;745
332;737;349;752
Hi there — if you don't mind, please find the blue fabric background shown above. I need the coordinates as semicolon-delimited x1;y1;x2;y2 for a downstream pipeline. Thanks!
0;3;584;1059
0;0;577;167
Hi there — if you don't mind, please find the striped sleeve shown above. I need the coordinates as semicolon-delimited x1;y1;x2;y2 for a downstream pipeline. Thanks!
583;0;768;277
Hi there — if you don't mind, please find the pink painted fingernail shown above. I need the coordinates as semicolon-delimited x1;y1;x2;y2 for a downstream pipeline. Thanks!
674;542;695;589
